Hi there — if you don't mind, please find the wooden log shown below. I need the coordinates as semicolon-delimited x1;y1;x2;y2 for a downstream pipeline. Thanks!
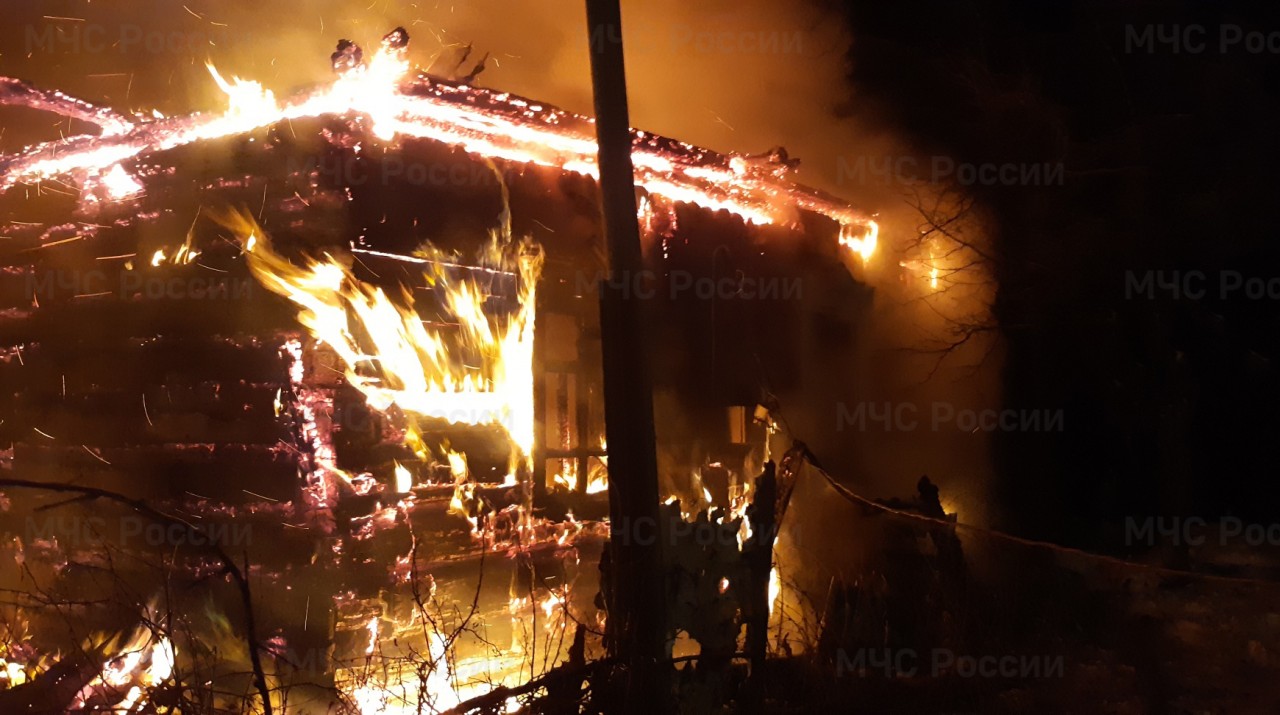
11;442;300;503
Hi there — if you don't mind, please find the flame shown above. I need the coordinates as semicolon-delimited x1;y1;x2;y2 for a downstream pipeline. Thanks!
393;461;413;494
404;423;430;462
206;63;278;123
447;449;470;483
550;459;579;492
349;630;461;714
148;231;201;267
364;615;379;655
0;659;26;687
282;337;351;507
768;565;781;619
173;244;201;265
444;449;482;534
588;436;609;494
928;246;939;290
551;436;609;494
839;220;879;261
585;467;608;495
225;212;542;479
539;589;567;626
728;474;754;549
899;241;948;293
0;32;875;708
340;42;412;142
72;605;175;712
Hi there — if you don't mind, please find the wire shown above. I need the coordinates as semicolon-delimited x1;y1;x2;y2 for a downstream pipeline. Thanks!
765;392;1280;588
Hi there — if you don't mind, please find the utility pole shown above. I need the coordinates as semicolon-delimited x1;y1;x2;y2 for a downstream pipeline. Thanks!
584;1;668;711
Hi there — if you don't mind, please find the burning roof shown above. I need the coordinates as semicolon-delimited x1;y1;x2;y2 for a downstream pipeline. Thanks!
0;28;878;258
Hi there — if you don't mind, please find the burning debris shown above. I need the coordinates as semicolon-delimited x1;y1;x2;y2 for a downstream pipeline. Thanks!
331;40;366;75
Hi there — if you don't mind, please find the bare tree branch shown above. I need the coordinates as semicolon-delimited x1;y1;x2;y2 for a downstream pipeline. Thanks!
0;478;275;715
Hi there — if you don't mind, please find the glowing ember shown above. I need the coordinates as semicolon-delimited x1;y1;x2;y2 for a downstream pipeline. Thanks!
281;336;352;507
95;163;143;201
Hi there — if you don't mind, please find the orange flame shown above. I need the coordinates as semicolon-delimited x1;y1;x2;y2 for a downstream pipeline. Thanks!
223;211;542;481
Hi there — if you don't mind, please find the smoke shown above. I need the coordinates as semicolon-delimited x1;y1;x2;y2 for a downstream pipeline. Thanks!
0;0;1000;519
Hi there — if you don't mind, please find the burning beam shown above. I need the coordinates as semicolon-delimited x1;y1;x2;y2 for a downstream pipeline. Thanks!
0;77;134;136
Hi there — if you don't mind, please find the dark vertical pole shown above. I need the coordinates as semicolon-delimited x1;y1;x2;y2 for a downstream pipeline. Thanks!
584;1;667;711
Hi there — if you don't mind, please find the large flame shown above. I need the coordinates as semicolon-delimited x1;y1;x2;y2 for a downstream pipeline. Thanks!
223;211;542;477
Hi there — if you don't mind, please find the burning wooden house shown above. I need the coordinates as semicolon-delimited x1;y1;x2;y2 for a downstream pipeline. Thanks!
0;26;878;714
